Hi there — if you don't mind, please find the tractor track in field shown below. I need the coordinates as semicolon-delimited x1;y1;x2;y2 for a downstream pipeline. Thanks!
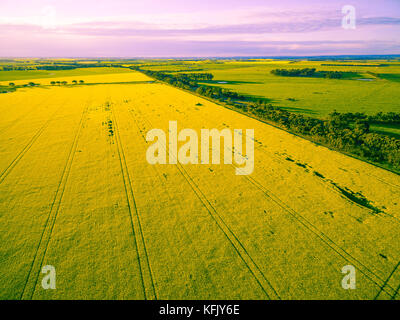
110;102;158;301
233;130;400;227
0;99;70;185
130;100;397;298
250;144;400;223
0;109;38;136
220;121;400;227
363;172;400;190
189;108;399;218
392;283;400;300
219;117;400;212
237;169;397;297
374;260;400;300
0;95;53;136
208;116;400;297
20;103;88;300
224;140;398;293
127;109;218;296
127;106;280;300
258;138;400;190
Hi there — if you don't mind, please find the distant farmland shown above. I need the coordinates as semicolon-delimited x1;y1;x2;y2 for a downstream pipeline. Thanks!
141;59;400;116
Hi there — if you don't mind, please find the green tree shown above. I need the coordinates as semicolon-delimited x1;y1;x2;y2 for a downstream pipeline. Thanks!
354;120;370;135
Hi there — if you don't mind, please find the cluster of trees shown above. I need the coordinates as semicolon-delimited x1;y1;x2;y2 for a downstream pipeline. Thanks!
195;85;245;100
2;79;87;94
137;68;400;170
1;66;36;71
9;82;38;87
174;73;214;81
135;69;244;101
37;63;114;70
138;69;199;89
1;82;37;93
328;111;400;125
271;68;345;79
1;62;117;72
370;112;400;124
50;80;84;85
239;102;400;169
323;71;344;79
0;86;14;93
37;65;78;71
321;64;389;67
271;68;318;77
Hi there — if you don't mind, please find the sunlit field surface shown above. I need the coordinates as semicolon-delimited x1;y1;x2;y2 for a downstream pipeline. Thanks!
143;59;400;114
145;59;400;137
1;71;399;300
0;68;152;86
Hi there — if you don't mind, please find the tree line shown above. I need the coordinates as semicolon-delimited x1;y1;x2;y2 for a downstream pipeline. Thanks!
0;63;122;72
271;68;346;79
136;68;400;171
1;79;86;93
175;73;214;81
50;80;85;85
329;111;400;125
132;68;245;101
239;103;400;170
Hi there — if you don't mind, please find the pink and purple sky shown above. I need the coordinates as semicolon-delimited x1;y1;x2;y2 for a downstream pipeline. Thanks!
1;0;400;57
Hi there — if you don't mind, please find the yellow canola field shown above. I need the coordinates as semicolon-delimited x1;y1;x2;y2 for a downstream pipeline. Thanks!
0;74;399;300
0;71;152;86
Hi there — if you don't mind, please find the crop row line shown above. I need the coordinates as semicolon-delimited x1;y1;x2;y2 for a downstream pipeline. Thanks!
374;260;400;300
238;170;397;297
20;102;88;300
249;143;400;223
231;130;400;296
0;100;70;185
131;93;397;298
128;106;280;300
110;101;158;300
0;93;56;136
219;119;400;296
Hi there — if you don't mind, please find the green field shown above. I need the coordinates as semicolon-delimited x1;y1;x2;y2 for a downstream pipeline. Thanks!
158;59;400;117
138;59;400;137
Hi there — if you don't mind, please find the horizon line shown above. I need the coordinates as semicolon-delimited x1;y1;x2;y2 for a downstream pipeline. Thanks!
1;54;400;60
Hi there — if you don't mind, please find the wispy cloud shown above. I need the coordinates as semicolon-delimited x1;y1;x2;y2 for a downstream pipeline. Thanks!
0;0;399;57
2;15;400;37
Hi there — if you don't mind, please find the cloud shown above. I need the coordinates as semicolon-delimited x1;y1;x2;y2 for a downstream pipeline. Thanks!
0;4;399;57
1;14;399;39
1;36;398;57
358;17;400;26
